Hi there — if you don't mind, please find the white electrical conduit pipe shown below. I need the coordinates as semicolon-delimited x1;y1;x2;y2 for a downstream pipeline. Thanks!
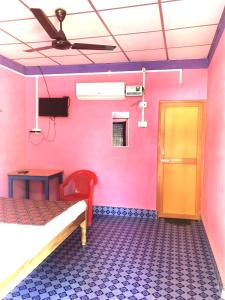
138;68;182;127
30;76;41;134
140;67;146;126
0;63;183;83
26;68;182;83
29;69;182;131
0;64;182;132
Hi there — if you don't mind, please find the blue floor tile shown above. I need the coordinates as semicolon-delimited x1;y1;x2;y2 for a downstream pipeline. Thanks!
4;216;221;300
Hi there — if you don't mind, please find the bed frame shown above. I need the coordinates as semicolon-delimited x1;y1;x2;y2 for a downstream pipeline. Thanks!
0;211;86;299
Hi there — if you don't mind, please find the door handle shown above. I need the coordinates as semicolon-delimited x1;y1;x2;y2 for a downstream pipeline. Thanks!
160;158;170;163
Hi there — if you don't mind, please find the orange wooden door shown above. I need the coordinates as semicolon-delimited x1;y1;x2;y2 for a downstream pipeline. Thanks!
157;101;204;220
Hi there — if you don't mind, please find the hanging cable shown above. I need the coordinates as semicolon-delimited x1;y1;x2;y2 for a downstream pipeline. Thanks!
38;66;51;99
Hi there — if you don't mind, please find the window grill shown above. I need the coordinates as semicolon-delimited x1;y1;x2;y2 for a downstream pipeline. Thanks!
112;121;126;146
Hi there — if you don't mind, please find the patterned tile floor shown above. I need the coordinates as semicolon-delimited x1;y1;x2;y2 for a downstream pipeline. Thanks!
4;216;221;300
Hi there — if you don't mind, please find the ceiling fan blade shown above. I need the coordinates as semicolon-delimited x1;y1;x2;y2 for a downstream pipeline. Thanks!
24;45;53;52
71;43;116;51
31;8;59;39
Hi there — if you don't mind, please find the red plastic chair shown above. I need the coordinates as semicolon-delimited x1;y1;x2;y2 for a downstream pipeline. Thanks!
59;170;97;226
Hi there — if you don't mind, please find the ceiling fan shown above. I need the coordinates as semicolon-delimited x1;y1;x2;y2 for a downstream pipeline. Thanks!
25;8;116;52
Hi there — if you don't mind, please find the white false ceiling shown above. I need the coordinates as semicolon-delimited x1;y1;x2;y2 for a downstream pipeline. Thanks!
0;0;224;67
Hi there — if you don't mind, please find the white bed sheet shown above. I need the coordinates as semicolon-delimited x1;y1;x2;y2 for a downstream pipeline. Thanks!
0;200;86;283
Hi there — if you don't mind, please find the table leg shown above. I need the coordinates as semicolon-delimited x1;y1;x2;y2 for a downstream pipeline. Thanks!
44;179;49;200
8;177;13;198
58;173;63;184
25;180;30;199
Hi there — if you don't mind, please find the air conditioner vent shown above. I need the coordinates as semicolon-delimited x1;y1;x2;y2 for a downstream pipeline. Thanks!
76;82;125;100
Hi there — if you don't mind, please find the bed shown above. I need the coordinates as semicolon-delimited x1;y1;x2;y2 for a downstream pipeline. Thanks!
0;197;87;299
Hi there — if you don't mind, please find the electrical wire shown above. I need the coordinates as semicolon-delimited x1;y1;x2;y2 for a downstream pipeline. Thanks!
38;66;51;99
29;131;44;145
130;98;142;112
43;117;56;142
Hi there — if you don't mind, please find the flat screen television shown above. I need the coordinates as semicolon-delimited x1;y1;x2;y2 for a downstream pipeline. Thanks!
39;97;69;117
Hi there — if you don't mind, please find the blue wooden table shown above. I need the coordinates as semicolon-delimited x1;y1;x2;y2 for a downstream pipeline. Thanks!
8;169;63;200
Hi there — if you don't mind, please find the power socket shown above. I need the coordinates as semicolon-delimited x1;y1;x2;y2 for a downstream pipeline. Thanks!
139;101;147;108
138;121;148;128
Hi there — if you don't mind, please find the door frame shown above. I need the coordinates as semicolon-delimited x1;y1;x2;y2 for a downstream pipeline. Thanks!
157;100;205;220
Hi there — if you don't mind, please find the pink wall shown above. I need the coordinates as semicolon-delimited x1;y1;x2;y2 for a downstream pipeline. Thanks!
202;31;225;285
24;69;207;208
1;41;223;287
0;67;26;197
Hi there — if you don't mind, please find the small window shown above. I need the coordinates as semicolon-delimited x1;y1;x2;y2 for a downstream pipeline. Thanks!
112;112;129;147
113;121;126;146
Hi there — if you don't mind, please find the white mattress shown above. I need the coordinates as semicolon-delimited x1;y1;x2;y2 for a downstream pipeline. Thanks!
0;200;87;284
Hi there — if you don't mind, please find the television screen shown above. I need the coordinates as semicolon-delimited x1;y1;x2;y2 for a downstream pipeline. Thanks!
39;97;69;117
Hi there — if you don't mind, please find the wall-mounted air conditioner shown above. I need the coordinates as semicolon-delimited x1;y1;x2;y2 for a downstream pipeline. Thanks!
125;85;143;96
76;82;125;100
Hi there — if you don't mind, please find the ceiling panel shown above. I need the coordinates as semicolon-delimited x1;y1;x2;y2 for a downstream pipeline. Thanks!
166;25;217;47
49;12;109;40
99;5;161;35
52;55;92;65
87;51;128;63
14;57;59;66
163;0;225;29
115;31;164;51
0;30;21;44
168;45;211;60
0;19;51;42
126;49;167;61
0;44;44;59
91;0;158;10
22;0;93;15
0;0;223;67
0;1;33;21
91;0;177;10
